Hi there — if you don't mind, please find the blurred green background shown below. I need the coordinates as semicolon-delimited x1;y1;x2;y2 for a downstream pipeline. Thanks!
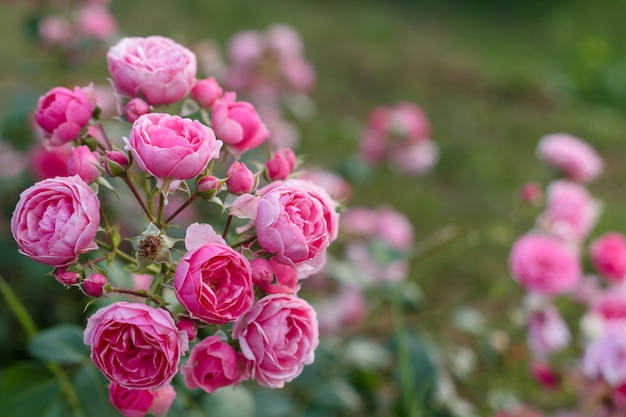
1;0;626;415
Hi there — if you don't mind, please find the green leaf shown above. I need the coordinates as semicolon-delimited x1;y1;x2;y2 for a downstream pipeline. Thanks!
0;361;61;417
28;324;89;364
73;363;119;417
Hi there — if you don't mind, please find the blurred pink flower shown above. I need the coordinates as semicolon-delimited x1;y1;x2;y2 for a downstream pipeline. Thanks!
75;5;117;41
388;139;439;176
38;16;72;46
590;232;626;283
582;321;626;386
28;142;71;180
527;304;571;358
0;140;26;178
537;133;603;183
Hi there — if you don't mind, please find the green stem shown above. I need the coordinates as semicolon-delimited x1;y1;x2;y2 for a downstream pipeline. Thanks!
391;292;416;417
0;276;85;417
157;193;165;228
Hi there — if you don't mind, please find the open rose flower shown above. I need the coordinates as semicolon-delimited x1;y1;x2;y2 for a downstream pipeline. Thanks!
181;335;247;393
34;85;96;146
108;382;176;417
84;302;188;389
537;133;604;183
508;233;581;295
174;242;254;324
590;232;626;283
107;35;197;105
125;113;222;194
11;175;100;267
232;294;319;388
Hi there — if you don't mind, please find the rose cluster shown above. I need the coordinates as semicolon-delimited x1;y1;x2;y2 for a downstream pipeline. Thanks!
501;133;626;415
12;34;340;417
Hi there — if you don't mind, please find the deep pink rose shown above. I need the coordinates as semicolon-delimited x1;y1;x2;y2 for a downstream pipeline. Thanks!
508;233;581;295
11;175;100;267
84;302;188;389
107;36;197;105
590;232;626;283
34;85;96;146
211;92;269;155
254;179;339;277
537;133;604;183
67;145;101;183
174;243;254;324
181;335;247;393
250;257;300;294
28;143;71;180
125;113;222;189
232;294;319;388
108;382;176;417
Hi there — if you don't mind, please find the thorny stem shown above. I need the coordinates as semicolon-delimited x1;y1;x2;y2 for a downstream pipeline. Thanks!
164;193;198;224
0;276;85;417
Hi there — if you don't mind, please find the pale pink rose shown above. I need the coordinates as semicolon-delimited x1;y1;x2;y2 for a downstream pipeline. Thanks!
265;148;296;181
191;77;223;109
28;142;71;180
590;232;626;283
84;302;188;389
250;257;300;294
280;57;315;92
226;30;263;66
537;133;604;183
508;233;581;295
124;98;150;123
388;139;439;176
174;243;254;324
232;294;319;388
539;180;599;242
527;304;571;358
75;5;117;41
125;113;222;191
109;382;176;417
298;168;352;203
34;85;96;146
226;161;255;194
107;36;197;105
265;24;304;58
38;16;72;46
211;92;269;155
181;335;247;393
0;140;26;179
254;179;339;277
582;321;626;386
375;206;414;251
67;145;100;183
11;175;100;267
340;207;378;237
316;286;367;335
184;222;226;251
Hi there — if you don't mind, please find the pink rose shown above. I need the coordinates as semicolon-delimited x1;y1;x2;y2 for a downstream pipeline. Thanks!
124;98;150;123
76;5;117;41
388;139;439;176
232;294;319;388
125;113;222;190
590;232;626;283
174;243;254;324
67;145;101;183
53;266;81;286
527;305;571;358
226;161;255;194
107;36;197;105
211;92;270;155
181;335;247;393
508;233;581;295
537;133;604;183
11;175;100;267
265;148;296;181
582;322;626;386
84;302;188;389
254;179;339;277
191;77;223;109
34;85;96;146
250;257;300;294
538;180;599;242
83;273;107;297
375;206;414;251
109;382;176;417
28;143;71;180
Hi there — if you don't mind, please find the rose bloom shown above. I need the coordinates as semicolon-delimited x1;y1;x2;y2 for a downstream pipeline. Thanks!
174;243;254;324
34;85;96;146
255;179;339;277
28;143;71;180
181;335;247;393
508;233;581;295
590;232;626;283
107;35;197;105
536;133;604;183
538;180;599;242
108;382;175;417
84;302;188;389
211;92;270;155
527;304;571;358
582;321;626;386
388;139;439;176
66;145;100;183
75;5;117;41
232;294;319;388
125;113;222;187
11;175;100;267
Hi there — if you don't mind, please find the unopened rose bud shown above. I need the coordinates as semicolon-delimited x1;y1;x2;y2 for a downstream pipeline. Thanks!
265;148;296;181
124;97;150;123
195;175;222;199
67;145;101;183
104;150;130;176
176;317;198;342
191;77;223;109
83;273;107;297
54;266;81;286
250;258;274;286
226;161;255;194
